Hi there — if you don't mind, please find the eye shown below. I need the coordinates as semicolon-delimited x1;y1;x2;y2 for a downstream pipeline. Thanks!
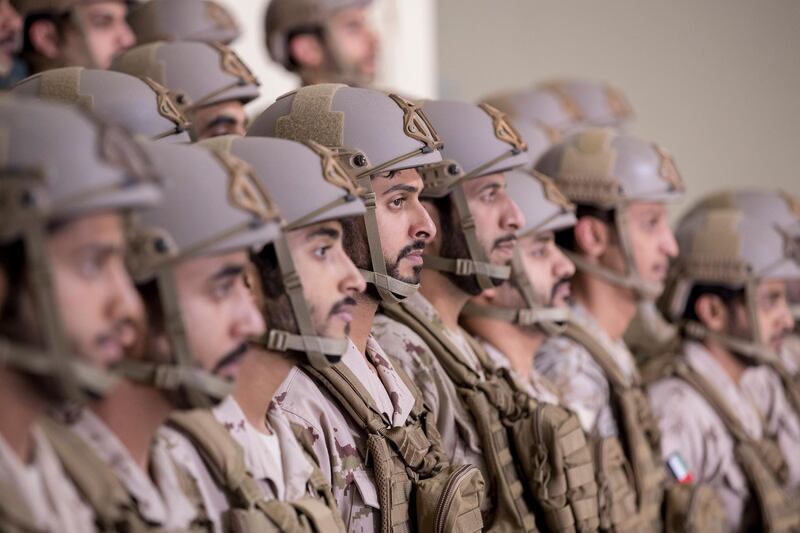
314;245;332;258
210;278;236;300
529;245;547;259
388;196;407;210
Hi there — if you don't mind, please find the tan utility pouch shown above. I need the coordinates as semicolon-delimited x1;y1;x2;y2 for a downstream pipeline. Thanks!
510;402;600;533
303;361;485;533
663;482;726;533
168;409;344;533
592;436;640;532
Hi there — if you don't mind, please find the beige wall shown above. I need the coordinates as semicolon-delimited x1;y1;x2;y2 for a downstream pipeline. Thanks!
437;0;800;215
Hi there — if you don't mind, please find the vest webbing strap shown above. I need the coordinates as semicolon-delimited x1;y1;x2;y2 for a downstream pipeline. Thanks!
38;417;146;531
168;410;342;532
381;301;539;532
560;320;664;526
655;358;800;532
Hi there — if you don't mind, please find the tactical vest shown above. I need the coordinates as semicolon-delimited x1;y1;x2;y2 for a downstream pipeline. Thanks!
0;479;43;533
381;301;600;533
38;416;208;533
560;321;665;532
300;357;485;533
643;356;800;533
166;409;346;533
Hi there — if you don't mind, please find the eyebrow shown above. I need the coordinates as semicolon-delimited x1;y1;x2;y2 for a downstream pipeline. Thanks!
211;264;245;282
307;227;341;240
382;183;418;196
479;182;503;193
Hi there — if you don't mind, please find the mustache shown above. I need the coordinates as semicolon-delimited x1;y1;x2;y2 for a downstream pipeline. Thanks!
329;296;357;317
548;277;572;305
212;342;248;374
397;240;427;260
492;234;517;250
96;317;139;350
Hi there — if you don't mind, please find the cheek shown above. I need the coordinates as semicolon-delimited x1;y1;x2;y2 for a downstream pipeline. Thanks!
521;259;552;299
376;208;406;257
179;296;225;368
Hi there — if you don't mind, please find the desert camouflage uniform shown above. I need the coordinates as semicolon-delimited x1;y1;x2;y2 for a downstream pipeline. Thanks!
647;340;789;530
479;339;562;405
70;409;199;529
160;395;334;532
535;303;639;437
274;336;416;533
0;427;96;532
372;292;489;506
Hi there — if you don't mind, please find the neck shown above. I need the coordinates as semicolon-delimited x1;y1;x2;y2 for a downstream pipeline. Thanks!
703;338;747;384
350;293;378;355
463;315;544;379
92;379;172;471
420;269;471;330
233;350;294;435
0;368;46;463
572;271;637;341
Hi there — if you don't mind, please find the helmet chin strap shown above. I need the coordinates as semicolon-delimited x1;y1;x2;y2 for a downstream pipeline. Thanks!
460;247;570;334
114;266;233;409
422;183;511;290
356;176;420;305
253;234;349;370
682;320;779;364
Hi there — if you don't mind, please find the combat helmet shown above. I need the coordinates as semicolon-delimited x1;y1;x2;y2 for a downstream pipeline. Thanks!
127;0;239;45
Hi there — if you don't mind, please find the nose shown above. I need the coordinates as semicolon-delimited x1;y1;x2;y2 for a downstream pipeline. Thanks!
553;244;576;279
661;225;679;259
340;249;367;295
109;260;144;330
118;20;137;50
411;200;437;242
232;283;266;340
502;195;526;233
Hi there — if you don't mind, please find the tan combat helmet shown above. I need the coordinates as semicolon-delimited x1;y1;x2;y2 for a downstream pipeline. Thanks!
127;0;239;45
247;83;442;304
122;141;282;409
462;170;576;328
510;117;560;172
682;188;800;321
110;41;259;128
418;100;530;291
538;79;635;130
659;204;800;362
0;95;160;403
481;87;578;134
200;135;366;369
12;66;190;142
265;0;372;83
536;127;685;299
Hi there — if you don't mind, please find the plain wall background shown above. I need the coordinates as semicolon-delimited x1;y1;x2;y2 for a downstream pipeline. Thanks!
437;0;800;215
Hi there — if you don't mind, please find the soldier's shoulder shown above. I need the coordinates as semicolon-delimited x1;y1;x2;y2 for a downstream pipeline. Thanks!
372;312;434;364
536;333;595;371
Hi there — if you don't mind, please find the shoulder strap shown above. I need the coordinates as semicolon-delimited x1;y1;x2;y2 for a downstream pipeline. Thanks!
562;320;632;389
0;478;42;533
381;301;482;388
167;409;267;511
38;416;140;531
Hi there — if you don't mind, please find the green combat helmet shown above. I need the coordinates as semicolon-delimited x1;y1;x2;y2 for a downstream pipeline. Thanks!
248;83;442;304
127;0;240;45
0;95;160;402
418;99;530;291
12;66;190;142
121;141;282;408
200;135;366;369
536;127;685;300
462;170;576;330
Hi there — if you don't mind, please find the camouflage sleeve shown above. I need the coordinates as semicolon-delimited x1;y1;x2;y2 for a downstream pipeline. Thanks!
535;335;616;437
647;378;719;483
372;314;443;423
